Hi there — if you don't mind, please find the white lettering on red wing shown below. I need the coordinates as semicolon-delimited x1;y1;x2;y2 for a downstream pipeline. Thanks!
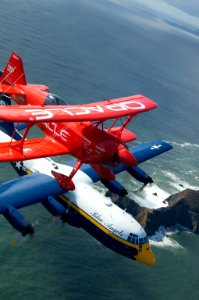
25;109;54;120
87;105;104;113
122;100;145;110
106;103;127;111
74;107;91;115
62;107;83;116
25;100;146;121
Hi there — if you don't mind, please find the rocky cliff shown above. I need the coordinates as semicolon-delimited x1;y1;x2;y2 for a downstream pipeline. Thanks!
117;188;199;236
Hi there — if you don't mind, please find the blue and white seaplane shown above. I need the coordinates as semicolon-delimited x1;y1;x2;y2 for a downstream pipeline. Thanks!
0;119;172;266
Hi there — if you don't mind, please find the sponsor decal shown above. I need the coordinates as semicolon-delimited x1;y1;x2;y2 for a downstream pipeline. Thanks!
43;122;70;142
91;212;124;237
7;64;15;74
25;101;146;121
4;63;15;84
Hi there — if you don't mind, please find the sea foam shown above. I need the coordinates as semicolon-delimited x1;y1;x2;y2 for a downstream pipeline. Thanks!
169;141;199;149
149;226;183;249
129;184;170;209
163;171;199;191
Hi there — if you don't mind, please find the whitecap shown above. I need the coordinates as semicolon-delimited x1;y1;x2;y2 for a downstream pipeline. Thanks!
129;184;170;209
163;171;199;191
168;141;199;149
149;226;183;249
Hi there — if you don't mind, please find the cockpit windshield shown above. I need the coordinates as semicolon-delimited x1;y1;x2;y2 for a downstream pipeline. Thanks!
127;233;148;245
44;93;67;106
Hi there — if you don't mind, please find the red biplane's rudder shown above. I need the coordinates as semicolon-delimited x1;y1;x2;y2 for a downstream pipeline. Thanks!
0;52;26;86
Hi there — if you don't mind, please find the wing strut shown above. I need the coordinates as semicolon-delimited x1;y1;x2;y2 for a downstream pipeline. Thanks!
9;122;33;151
109;115;133;137
51;160;82;190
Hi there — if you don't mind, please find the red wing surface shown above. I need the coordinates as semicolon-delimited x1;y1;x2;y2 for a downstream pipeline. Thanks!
0;95;157;123
0;137;70;162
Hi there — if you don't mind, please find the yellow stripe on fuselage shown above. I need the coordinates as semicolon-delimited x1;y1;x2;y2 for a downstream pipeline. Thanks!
58;194;142;250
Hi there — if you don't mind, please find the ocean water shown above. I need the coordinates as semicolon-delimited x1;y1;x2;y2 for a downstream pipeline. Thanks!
0;0;199;299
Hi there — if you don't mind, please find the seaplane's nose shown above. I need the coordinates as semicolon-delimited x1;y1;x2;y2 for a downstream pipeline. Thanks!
135;245;156;266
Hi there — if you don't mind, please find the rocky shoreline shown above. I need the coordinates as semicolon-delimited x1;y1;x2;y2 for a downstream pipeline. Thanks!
117;188;199;236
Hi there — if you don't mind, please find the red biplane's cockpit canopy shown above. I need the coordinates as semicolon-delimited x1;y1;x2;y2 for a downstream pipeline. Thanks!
44;93;66;106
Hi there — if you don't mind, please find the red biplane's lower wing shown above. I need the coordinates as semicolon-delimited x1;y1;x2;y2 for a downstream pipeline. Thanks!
0;137;70;161
107;127;136;143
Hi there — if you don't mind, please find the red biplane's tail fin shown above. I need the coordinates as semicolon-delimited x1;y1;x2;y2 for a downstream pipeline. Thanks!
0;52;26;86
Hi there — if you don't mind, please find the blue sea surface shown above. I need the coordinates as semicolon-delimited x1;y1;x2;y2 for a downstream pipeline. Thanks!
0;1;198;299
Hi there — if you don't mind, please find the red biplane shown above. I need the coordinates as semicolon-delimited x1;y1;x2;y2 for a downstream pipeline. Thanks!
0;52;157;190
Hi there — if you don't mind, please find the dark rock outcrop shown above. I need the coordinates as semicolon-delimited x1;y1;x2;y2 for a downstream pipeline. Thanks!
117;188;199;236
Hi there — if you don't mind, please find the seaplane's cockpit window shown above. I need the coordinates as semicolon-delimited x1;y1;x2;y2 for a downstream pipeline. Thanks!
127;233;148;245
138;236;148;244
44;93;66;106
127;233;138;244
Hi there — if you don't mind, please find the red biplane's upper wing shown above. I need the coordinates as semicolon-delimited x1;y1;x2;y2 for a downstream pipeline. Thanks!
0;95;157;123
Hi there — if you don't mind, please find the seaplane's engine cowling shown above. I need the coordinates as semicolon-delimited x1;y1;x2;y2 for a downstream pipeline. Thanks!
3;205;34;236
42;196;67;217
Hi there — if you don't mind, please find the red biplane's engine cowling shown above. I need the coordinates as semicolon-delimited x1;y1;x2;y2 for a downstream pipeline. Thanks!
117;145;137;167
111;145;137;168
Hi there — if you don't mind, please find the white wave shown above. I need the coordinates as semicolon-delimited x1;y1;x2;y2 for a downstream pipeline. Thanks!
169;141;199;149
129;184;170;209
195;176;199;182
96;180;170;209
163;171;199;192
149;226;183;249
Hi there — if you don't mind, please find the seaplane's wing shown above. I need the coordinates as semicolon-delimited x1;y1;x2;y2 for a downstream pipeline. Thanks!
0;95;157;123
0;172;66;236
